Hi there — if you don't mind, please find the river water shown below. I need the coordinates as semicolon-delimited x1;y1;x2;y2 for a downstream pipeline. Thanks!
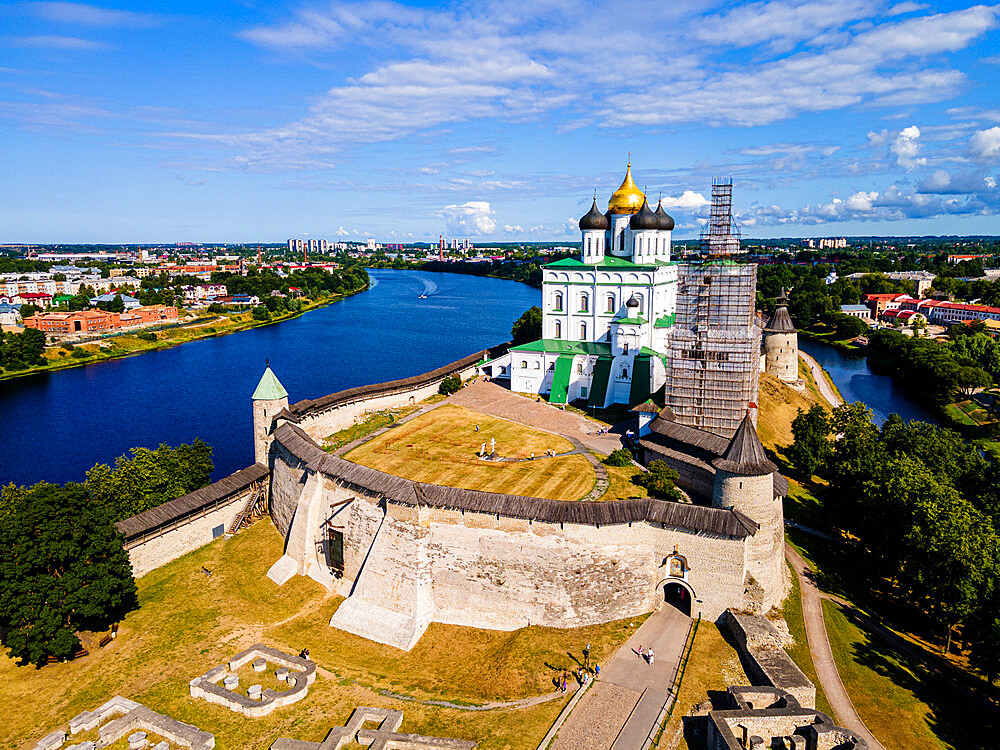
798;338;939;426
0;270;539;486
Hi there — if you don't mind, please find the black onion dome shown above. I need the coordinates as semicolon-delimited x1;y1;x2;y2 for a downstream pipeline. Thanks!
629;197;659;230
655;200;675;231
579;198;608;230
626;295;640;308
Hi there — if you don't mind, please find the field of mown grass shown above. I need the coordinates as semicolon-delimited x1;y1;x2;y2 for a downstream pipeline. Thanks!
345;404;595;500
0;520;647;750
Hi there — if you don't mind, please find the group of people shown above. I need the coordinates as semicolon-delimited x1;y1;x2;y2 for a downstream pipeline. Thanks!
638;645;654;665
557;643;599;693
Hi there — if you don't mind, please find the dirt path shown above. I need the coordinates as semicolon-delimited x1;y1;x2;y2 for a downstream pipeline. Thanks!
798;351;842;408
549;606;689;750
785;544;885;750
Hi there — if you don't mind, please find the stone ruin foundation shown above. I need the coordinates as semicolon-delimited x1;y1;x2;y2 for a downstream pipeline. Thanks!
269;706;476;750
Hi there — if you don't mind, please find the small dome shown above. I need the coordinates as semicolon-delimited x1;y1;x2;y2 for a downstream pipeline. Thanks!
629;197;659;230
626;295;640;308
655;199;675;231
579;198;608;230
608;161;646;214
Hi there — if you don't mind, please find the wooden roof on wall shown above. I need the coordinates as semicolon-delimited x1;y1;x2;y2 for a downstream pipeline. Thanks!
272;423;757;539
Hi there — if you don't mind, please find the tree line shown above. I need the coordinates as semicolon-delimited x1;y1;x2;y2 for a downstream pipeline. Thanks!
789;404;1000;681
0;440;214;665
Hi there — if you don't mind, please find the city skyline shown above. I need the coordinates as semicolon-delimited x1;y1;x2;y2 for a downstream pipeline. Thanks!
2;0;999;243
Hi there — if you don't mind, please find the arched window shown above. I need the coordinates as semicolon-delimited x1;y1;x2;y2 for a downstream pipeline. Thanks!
622;367;629;379
586;236;591;252
580;293;589;313
607;294;615;313
554;320;562;339
554;292;563;311
534;360;540;369
521;360;527;368
635;293;644;314
619;233;624;254
577;362;583;374
580;323;587;340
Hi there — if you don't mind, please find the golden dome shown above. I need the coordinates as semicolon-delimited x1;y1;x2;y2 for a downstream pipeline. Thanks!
608;160;646;215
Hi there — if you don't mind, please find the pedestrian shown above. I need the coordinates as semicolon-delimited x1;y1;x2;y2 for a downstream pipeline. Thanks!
638;645;644;660
648;647;654;666
475;424;479;432
595;664;600;679
561;678;567;693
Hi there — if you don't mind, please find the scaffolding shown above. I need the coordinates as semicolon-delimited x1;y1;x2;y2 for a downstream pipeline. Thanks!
666;262;760;438
699;178;744;256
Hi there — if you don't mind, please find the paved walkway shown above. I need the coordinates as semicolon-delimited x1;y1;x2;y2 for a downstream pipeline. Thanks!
450;380;627;456
550;606;690;750
785;544;885;750
798;351;842;407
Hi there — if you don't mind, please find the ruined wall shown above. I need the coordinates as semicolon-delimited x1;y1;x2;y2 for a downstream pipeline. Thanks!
269;439;311;537
124;495;248;578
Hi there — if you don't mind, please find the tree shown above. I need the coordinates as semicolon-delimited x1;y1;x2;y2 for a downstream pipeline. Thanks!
832;313;868;339
85;440;214;521
954;365;991;398
438;374;462;395
18;303;39;320
251;305;271;322
635;460;683;501
604;448;633;467
787;405;831;477
511;306;542;345
0;482;137;665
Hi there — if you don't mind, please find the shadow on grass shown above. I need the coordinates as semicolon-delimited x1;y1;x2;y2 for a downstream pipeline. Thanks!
836;603;999;750
785;527;852;601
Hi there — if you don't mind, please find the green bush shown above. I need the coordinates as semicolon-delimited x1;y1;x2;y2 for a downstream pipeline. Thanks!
137;331;157;341
252;305;271;322
604;448;633;467
439;374;462;396
60;342;75;351
635;460;684;501
70;348;89;359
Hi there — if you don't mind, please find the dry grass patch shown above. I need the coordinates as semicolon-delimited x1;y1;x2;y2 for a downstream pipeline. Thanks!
598;459;648;502
0;521;640;750
345;404;594;500
756;369;829;455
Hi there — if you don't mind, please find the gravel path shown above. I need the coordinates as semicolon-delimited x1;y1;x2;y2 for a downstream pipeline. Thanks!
798;350;843;407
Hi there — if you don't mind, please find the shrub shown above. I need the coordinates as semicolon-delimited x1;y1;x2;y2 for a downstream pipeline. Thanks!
604;448;633;467
137;331;157;341
252;305;271;322
439;374;462;396
635;460;684;501
70;348;89;359
60;342;75;351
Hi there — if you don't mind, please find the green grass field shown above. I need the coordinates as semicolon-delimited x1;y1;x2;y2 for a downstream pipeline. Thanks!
0;520;647;750
345;404;596;500
598;457;648;501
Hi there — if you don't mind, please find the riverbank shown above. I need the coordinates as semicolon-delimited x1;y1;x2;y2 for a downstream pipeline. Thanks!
0;283;369;382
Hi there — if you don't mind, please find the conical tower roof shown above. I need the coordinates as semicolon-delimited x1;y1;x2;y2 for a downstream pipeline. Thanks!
252;366;288;400
712;411;777;476
764;291;796;333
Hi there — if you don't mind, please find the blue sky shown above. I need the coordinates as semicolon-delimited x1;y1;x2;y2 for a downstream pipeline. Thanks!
1;1;999;243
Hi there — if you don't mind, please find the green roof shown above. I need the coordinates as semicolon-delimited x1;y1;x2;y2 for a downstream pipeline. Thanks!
53;294;74;302
613;316;647;325
654;313;676;328
544;256;661;271
252;366;288;400
509;339;612;356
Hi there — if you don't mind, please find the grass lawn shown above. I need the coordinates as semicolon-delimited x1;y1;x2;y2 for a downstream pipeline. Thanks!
0;520;644;750
597;457;648;502
345;404;595;500
822;599;992;750
321;405;421;453
779;562;834;718
653;623;746;749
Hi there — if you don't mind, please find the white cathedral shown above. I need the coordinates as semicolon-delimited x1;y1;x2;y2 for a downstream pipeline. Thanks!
502;161;680;408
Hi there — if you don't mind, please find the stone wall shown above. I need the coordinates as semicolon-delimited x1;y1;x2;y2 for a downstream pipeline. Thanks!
291;361;481;444
124;491;251;578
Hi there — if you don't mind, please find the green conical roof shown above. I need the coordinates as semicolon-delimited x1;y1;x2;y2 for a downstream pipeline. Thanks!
252;366;288;401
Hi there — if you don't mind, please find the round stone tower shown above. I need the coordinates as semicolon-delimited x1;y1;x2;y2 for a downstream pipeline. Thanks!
252;363;289;466
711;411;786;613
762;289;799;384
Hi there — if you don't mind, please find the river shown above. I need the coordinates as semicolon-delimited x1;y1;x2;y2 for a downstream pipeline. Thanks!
798;338;940;425
0;270;539;486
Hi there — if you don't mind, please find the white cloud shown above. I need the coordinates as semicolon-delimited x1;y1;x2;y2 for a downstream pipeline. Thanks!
917;169;994;194
336;226;349;236
29;2;160;27
660;190;709;209
970;126;1000;163
696;0;874;51
438;201;496;235
7;35;106;49
890;124;925;168
503;224;524;232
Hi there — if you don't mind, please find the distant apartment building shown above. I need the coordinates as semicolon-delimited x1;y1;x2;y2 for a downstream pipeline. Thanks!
24;305;177;335
111;267;158;279
948;254;993;264
849;270;935;297
840;304;871;320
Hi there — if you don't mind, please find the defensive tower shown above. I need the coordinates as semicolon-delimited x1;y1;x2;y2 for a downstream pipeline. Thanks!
252;363;288;465
762;289;800;385
711;410;786;612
